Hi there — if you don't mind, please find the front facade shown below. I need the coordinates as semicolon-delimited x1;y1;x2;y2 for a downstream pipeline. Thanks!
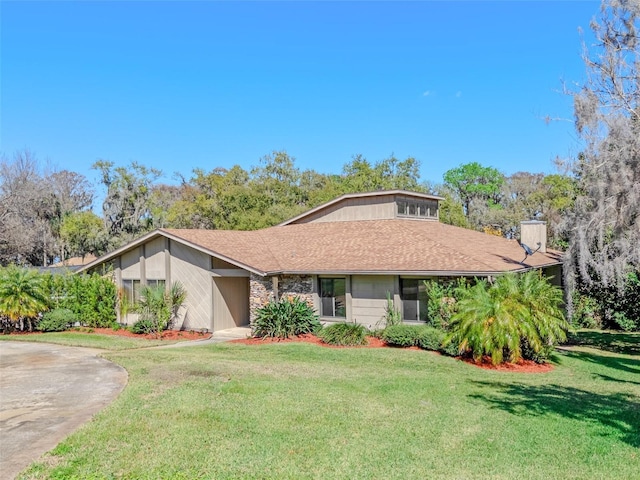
81;190;563;332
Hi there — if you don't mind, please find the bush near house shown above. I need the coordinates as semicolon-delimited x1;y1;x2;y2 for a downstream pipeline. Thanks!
381;324;458;355
252;297;321;339
423;278;469;329
0;266;117;332
382;324;423;347
134;282;187;337
445;271;568;365
37;308;77;332
45;271;116;328
319;322;369;346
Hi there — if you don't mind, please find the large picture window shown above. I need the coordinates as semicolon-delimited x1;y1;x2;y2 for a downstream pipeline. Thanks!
400;279;428;322
319;278;346;318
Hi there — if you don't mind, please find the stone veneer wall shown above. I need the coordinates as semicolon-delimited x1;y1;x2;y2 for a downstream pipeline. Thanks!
249;274;315;323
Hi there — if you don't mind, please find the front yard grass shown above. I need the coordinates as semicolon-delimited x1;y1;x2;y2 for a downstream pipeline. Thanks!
0;331;173;350
19;335;640;479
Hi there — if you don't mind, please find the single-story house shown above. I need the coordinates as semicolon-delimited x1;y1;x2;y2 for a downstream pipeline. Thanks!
79;190;563;331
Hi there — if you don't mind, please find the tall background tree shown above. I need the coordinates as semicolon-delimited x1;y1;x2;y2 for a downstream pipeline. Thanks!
563;0;640;330
442;162;505;228
93;160;161;248
0;150;94;266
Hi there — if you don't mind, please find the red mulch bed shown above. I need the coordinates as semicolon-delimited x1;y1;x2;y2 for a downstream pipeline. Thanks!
231;334;554;373
9;327;210;342
461;356;554;373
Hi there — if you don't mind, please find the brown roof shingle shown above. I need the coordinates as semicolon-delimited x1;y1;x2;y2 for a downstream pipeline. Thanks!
162;219;562;276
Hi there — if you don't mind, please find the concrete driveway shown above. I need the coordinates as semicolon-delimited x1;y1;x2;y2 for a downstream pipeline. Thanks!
0;342;127;480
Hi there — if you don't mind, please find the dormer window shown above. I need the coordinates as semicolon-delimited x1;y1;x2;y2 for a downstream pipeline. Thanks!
397;197;438;220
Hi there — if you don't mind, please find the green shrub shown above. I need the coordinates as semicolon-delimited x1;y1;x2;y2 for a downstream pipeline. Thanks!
423;279;468;329
130;318;155;335
45;272;117;327
37;308;76;332
446;271;568;365
382;324;458;355
252;297;321;339
612;311;638;332
136;282;187;337
439;340;461;357
521;339;555;364
416;327;461;356
571;293;602;329
382;324;423;347
319;322;369;346
415;326;445;351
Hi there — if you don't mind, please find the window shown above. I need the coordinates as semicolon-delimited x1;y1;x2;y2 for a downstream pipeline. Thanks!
396;198;438;219
146;279;166;290
400;279;428;321
122;279;141;305
319;278;346;318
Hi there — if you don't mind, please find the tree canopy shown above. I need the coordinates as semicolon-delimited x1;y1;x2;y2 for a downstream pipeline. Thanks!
560;0;640;328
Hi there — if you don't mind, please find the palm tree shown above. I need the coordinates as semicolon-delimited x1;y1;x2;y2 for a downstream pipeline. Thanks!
137;281;187;337
446;271;568;365
0;265;49;332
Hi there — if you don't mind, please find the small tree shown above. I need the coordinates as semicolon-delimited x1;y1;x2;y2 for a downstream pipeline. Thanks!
136;282;187;337
446;271;568;365
0;265;49;332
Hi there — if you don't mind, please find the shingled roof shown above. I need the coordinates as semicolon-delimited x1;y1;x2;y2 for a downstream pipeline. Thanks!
156;219;561;276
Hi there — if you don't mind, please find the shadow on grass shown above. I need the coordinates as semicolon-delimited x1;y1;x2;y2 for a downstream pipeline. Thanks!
470;381;640;448
560;349;640;378
568;330;640;356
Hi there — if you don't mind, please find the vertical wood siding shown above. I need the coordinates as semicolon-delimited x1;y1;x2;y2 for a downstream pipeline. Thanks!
296;196;395;223
144;237;166;279
120;248;141;278
213;277;250;330
170;242;213;331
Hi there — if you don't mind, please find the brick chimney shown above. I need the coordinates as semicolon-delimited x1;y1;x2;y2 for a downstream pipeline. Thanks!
520;220;547;254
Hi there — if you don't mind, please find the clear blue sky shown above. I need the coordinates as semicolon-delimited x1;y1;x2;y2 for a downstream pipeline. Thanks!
1;1;598;191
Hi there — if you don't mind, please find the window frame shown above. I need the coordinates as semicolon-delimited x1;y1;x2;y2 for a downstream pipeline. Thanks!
399;278;429;322
122;279;141;305
396;198;438;220
319;277;347;318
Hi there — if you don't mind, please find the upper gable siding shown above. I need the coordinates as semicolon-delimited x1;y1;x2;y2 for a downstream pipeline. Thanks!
170;242;213;331
294;196;396;224
121;248;141;279
145;237;166;279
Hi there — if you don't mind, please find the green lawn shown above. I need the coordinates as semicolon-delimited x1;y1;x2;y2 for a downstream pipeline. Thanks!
19;333;640;480
0;331;175;350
